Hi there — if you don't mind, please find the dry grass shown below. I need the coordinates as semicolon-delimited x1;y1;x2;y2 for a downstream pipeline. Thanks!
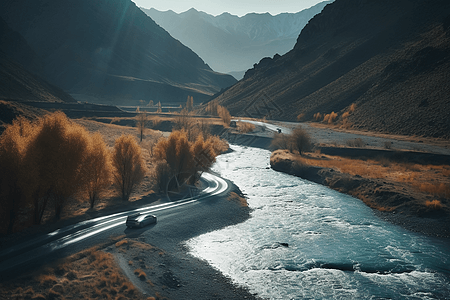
425;200;442;209
418;183;450;199
0;247;147;300
227;192;248;207
236;121;255;133
292;152;450;200
346;138;365;147
115;239;129;247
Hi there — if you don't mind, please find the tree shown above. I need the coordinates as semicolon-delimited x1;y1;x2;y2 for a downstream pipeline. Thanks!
157;101;162;113
136;109;147;142
291;128;312;155
270;133;293;152
83;133;111;208
153;130;194;187
0;117;34;233
191;135;216;181
24;112;91;222
207;100;218;116
270;127;312;155
186;96;194;111
217;105;231;126
153;130;226;190
112;135;147;201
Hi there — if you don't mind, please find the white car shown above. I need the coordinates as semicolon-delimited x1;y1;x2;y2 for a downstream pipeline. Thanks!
126;213;157;228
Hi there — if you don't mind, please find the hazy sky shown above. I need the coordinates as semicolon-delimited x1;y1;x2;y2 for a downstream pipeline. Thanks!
131;0;327;16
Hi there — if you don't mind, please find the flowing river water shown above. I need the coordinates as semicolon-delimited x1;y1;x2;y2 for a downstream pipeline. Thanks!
187;145;450;299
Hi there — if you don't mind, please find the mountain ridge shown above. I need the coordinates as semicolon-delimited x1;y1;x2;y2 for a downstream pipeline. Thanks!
142;2;332;77
212;0;450;138
0;0;236;105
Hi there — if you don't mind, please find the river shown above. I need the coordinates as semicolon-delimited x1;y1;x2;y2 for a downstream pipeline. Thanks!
187;145;450;299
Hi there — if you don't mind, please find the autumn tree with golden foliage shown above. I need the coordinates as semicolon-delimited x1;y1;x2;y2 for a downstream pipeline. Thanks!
153;130;227;191
217;105;231;126
153;130;194;187
112;135;147;201
83;133;112;208
0;117;34;233
24;112;92;221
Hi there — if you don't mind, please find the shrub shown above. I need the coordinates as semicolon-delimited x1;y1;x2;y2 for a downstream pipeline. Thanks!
112;135;147;201
236;121;255;133
206;135;229;155
425;200;442;210
323;112;338;124
346;138;365;148
383;141;392;149
313;113;322;122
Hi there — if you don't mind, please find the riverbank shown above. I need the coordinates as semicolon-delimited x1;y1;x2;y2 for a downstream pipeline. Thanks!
270;149;450;239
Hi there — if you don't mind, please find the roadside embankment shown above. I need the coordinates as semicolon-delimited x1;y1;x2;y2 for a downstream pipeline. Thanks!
270;149;450;238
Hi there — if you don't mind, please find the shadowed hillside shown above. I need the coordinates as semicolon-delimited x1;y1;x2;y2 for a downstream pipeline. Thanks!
213;0;450;138
0;0;236;105
0;16;75;103
142;2;332;79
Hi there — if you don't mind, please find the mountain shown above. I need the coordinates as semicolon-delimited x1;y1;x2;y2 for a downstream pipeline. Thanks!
212;0;450;139
0;0;236;105
0;16;75;103
142;2;332;79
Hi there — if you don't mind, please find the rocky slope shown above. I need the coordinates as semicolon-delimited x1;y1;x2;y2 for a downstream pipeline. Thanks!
0;0;236;105
212;0;450;139
142;2;331;78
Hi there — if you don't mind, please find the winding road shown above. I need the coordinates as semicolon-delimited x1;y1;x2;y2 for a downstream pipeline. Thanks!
0;172;229;279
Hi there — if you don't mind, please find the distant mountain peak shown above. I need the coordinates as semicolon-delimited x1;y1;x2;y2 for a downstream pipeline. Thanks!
142;1;332;77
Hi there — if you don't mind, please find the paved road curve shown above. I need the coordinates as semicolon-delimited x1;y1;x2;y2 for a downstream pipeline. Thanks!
0;172;229;279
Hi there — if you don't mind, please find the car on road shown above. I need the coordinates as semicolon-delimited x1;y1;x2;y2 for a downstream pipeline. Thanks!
126;213;157;228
